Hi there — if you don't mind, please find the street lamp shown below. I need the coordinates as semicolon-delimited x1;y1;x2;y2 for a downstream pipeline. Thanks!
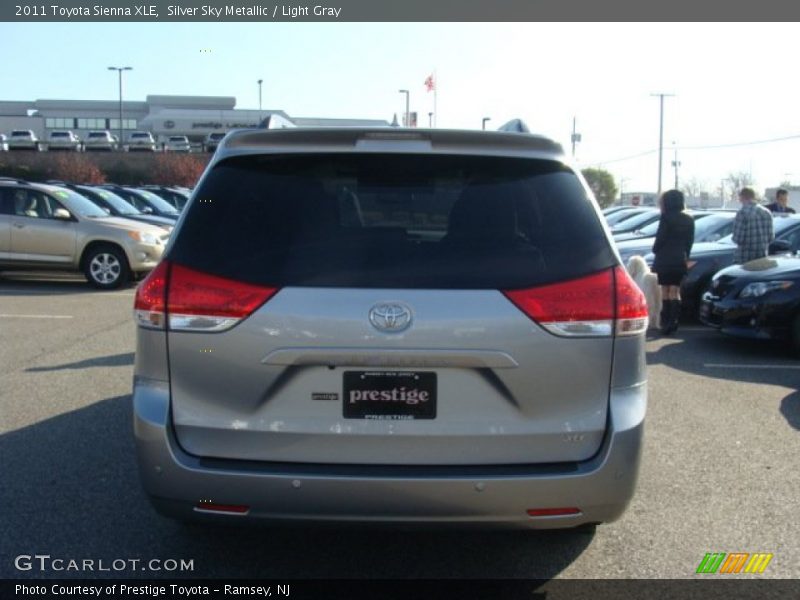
108;66;132;149
257;79;263;124
428;112;433;128
651;92;675;195
482;117;491;130
398;89;409;127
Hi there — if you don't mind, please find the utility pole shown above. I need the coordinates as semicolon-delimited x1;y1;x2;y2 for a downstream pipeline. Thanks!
651;93;675;195
618;177;629;205
570;116;582;158
482;117;491;130
671;142;681;189
428;112;433;127
721;179;726;208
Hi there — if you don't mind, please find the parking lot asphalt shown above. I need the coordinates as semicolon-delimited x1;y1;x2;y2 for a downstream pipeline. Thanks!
1;272;798;580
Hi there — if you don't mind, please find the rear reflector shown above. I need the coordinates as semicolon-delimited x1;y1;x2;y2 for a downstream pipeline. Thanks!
527;507;582;517
502;266;648;338
133;260;279;332
194;503;250;515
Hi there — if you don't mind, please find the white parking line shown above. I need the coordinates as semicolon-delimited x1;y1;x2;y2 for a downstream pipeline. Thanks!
0;314;74;319
704;363;800;370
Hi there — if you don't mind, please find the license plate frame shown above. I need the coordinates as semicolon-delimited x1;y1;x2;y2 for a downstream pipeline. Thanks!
343;371;437;420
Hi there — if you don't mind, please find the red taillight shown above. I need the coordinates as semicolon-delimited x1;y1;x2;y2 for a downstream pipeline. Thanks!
613;266;649;336
133;260;278;332
134;260;168;329
503;269;615;337
502;266;648;337
527;507;582;517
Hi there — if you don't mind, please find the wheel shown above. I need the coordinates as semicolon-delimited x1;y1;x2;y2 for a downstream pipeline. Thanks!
83;245;130;289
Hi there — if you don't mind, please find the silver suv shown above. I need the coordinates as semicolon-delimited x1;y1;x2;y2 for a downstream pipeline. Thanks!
47;130;82;151
128;131;157;152
0;180;169;288
133;127;648;530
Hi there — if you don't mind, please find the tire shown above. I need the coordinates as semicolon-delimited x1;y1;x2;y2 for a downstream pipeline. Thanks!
83;245;130;289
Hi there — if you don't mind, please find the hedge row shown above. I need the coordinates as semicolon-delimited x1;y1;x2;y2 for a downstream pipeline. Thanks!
0;152;211;187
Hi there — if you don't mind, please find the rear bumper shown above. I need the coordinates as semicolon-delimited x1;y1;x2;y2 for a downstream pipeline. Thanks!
133;380;646;529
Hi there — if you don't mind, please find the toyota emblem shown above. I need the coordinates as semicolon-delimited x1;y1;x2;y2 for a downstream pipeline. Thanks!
369;303;412;332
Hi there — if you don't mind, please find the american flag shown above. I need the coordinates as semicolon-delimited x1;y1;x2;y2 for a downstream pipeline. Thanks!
424;74;435;92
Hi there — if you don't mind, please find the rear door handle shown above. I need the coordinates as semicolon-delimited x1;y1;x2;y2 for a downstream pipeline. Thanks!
13;223;25;229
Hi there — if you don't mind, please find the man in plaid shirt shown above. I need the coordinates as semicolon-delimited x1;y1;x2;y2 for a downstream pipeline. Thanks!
732;187;774;264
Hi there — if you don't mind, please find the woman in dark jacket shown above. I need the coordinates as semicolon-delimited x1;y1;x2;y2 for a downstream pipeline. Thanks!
652;189;694;334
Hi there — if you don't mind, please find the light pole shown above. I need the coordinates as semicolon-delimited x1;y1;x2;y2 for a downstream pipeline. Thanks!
257;79;263;124
651;93;674;195
618;177;629;205
398;89;409;127
428;112;433;128
108;66;132;149
482;117;491;130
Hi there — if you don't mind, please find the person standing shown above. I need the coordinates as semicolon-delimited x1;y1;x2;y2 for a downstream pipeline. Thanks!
765;188;796;214
652;189;694;334
732;187;774;264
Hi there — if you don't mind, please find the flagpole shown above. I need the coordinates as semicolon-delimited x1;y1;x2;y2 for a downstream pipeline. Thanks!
433;69;438;128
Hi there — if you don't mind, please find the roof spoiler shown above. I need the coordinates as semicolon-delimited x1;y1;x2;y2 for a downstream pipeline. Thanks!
497;119;531;134
258;114;297;129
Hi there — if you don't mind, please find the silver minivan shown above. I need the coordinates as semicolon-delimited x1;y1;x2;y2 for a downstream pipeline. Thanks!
133;127;648;530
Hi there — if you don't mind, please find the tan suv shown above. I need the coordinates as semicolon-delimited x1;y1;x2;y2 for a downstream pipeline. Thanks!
0;180;169;288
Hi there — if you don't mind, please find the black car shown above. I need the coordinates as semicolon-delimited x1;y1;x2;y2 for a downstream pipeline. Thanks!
699;256;800;351
615;212;735;264
55;184;175;231
99;185;180;221
646;214;800;316
139;185;190;211
609;209;660;234
605;206;654;226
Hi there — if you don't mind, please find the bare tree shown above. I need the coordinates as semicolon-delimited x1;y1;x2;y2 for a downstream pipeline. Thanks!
681;177;707;200
726;170;756;204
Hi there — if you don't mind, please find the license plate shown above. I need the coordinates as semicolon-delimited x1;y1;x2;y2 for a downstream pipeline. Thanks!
343;371;436;420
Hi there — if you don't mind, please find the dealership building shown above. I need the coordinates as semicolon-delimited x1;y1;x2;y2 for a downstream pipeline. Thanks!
0;94;391;142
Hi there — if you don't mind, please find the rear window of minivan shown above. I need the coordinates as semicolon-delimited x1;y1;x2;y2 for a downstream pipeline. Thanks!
169;154;616;289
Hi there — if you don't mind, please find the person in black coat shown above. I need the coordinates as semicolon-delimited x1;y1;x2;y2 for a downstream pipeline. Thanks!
652;189;694;334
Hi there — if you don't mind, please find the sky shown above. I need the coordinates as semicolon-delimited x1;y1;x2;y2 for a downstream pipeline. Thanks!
1;22;798;197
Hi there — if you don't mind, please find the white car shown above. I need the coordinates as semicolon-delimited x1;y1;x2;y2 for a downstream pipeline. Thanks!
127;131;158;152
7;130;41;151
165;135;191;153
48;131;82;151
84;131;117;151
0;134;7;152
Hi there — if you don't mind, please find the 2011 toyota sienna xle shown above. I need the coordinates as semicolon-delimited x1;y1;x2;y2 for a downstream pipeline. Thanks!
133;127;648;530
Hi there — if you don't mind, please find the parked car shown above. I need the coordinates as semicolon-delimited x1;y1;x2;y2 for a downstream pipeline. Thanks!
47;130;82;151
83;130;117;151
609;209;660;234
0;134;8;152
127;131;157;152
646;214;800;317
614;212;735;264
99;185;180;220
699;256;800;352
0;180;169;288
139;185;191;211
132;126;649;530
165;135;191;153
604;206;653;226
7;130;41;151
54;184;175;231
203;132;226;152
